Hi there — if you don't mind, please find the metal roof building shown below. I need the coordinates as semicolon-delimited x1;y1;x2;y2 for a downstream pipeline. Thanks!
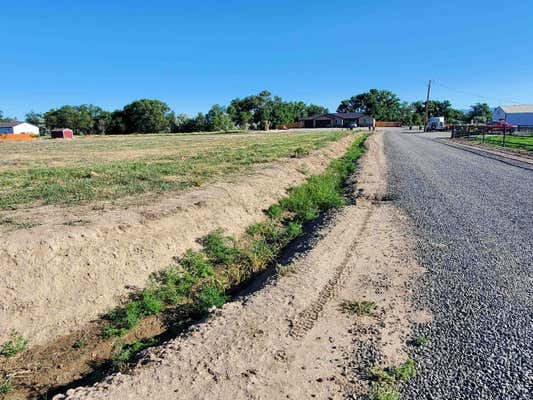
493;105;533;125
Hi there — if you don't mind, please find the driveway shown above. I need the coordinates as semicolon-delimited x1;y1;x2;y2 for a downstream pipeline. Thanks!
384;128;533;399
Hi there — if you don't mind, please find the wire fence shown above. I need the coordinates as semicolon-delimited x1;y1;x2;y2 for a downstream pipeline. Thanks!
451;125;533;152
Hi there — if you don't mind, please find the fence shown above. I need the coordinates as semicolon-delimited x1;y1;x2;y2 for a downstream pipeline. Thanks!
0;133;38;142
451;125;533;152
376;121;402;127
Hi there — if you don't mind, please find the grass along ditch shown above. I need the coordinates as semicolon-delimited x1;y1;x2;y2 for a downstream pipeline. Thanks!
0;132;370;400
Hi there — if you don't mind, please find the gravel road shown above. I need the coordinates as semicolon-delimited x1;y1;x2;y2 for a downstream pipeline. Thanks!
384;129;533;399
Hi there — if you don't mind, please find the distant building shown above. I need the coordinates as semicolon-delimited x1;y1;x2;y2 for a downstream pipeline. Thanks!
51;128;74;139
492;105;533;125
0;121;40;135
301;113;375;129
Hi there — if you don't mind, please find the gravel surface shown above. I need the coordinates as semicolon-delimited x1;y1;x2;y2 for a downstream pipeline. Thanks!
384;129;533;400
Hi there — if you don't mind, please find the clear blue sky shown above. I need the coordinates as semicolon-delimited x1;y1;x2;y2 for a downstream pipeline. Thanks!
2;0;532;119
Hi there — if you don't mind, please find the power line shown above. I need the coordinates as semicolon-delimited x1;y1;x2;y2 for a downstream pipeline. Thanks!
432;80;523;105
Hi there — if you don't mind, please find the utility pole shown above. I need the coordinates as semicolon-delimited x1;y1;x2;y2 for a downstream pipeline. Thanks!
423;80;431;132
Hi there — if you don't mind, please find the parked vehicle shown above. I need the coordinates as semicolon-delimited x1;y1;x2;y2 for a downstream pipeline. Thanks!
486;120;517;133
426;117;446;131
347;121;358;130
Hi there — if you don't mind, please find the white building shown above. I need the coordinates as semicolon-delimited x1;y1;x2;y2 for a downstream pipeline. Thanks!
0;121;40;135
492;105;533;126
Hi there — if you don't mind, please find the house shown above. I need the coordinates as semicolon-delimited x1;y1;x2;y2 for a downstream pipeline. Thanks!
492;105;533;126
51;128;74;139
0;121;40;135
301;113;375;129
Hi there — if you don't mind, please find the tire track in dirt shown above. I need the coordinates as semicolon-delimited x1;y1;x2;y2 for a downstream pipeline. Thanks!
289;207;373;339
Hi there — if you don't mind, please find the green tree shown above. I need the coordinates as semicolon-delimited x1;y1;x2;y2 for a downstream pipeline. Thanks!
468;103;492;123
122;99;172;133
306;104;328;117
94;110;112;134
206;104;233;131
44;105;80;132
337;89;402;121
25;111;47;134
411;100;466;124
107;110;126;134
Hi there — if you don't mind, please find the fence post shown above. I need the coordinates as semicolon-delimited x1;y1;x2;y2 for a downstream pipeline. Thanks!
503;125;507;147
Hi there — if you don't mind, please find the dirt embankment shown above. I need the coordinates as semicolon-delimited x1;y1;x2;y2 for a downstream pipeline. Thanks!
0;134;358;348
57;133;430;400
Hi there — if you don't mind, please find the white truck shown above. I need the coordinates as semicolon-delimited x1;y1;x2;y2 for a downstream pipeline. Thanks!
426;117;446;131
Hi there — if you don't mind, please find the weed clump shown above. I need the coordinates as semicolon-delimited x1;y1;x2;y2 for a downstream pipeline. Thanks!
411;335;429;347
340;300;377;316
368;359;417;400
0;330;27;358
0;378;12;395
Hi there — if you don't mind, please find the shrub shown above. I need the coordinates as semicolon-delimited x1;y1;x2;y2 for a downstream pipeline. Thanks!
194;284;228;314
200;230;241;266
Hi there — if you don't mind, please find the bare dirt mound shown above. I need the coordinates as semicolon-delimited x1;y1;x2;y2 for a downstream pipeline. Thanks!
0;134;358;348
58;132;429;400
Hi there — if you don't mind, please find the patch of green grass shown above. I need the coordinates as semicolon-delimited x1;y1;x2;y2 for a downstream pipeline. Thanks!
371;384;400;400
0;378;12;395
291;147;310;158
368;359;417;400
475;135;533;151
411;335;429;347
0;330;28;358
393;359;416;382
100;132;370;338
340;300;377;316
0;130;348;209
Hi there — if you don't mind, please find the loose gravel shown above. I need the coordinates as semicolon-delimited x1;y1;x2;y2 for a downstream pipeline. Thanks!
384;129;533;400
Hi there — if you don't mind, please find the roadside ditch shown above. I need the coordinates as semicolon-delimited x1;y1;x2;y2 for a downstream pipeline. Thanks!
0;133;370;400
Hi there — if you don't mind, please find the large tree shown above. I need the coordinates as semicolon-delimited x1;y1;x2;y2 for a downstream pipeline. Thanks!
44;105;80;132
337;89;402;121
468;103;492;123
227;91;328;130
411;100;466;124
206;104;234;131
122;99;172;133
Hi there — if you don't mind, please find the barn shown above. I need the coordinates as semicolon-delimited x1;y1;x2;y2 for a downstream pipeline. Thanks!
492;105;533;126
0;121;40;135
51;128;74;139
301;113;375;129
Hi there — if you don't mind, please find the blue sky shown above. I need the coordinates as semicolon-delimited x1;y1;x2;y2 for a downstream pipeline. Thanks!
2;0;532;119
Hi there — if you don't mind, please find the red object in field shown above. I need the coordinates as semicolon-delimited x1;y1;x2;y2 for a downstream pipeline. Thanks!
486;120;518;132
51;128;74;139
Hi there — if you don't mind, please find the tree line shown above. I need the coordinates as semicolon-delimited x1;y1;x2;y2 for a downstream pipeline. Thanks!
8;91;327;135
336;89;493;126
2;88;494;135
